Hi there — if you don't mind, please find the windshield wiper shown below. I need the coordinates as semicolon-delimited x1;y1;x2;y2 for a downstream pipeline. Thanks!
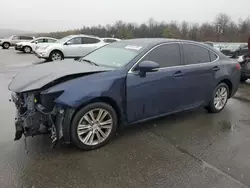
81;59;99;66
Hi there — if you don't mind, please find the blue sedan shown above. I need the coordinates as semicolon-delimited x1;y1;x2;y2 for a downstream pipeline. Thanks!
9;38;241;150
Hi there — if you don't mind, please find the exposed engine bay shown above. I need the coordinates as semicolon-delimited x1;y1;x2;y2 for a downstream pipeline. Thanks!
11;91;64;146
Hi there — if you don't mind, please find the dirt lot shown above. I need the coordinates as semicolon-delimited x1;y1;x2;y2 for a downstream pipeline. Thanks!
1;48;250;188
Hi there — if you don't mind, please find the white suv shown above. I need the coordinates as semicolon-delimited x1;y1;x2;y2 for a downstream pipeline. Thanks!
0;35;35;49
15;37;57;53
34;35;106;61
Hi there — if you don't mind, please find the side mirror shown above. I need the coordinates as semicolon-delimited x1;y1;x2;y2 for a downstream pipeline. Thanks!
137;60;160;77
35;41;38;44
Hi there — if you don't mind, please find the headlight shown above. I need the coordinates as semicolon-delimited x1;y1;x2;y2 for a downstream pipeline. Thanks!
40;91;64;111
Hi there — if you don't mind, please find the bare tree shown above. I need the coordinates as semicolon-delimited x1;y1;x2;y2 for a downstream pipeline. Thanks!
214;13;231;41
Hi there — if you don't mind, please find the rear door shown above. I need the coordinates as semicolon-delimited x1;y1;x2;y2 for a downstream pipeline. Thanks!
180;42;219;108
126;43;186;122
11;36;21;45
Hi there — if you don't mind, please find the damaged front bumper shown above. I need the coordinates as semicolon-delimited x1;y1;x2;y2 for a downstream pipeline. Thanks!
11;92;75;146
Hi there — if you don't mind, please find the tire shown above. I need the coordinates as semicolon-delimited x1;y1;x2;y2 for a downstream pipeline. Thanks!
71;102;118;150
2;42;10;49
206;83;229;113
23;46;32;53
49;50;63;61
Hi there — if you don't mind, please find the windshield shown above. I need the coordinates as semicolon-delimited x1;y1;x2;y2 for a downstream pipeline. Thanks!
82;43;144;68
56;36;73;44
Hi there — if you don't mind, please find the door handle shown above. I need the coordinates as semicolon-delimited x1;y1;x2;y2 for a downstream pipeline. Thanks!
212;66;220;71
173;71;183;78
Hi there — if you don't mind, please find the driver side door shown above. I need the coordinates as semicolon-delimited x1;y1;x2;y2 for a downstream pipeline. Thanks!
126;43;185;123
64;37;83;57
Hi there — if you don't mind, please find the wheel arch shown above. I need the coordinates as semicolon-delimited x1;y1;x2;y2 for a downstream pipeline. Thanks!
62;96;123;144
74;96;122;124
218;78;233;98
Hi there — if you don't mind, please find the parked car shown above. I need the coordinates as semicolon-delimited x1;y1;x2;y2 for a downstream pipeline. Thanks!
15;37;57;53
203;41;214;47
0;35;35;49
9;39;240;150
102;38;121;43
238;54;250;82
34;35;106;61
220;43;249;58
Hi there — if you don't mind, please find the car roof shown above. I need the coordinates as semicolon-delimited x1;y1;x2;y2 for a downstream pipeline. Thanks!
35;37;57;40
116;38;211;49
70;34;100;38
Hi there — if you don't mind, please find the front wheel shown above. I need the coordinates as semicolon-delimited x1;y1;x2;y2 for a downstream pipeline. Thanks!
206;83;229;113
2;42;10;49
49;51;63;61
71;102;118;150
23;46;32;53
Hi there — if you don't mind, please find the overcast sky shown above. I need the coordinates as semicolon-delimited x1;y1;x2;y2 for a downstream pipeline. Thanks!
0;0;250;32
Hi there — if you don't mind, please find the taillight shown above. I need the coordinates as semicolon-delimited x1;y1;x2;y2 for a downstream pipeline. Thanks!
236;63;241;70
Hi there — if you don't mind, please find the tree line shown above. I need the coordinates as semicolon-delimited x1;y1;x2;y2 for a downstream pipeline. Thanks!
38;13;250;42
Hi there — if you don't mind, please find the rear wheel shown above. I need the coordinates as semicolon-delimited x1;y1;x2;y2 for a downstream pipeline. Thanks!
2;42;10;49
71;102;118;150
206;83;229;113
49;51;63;61
23;46;32;53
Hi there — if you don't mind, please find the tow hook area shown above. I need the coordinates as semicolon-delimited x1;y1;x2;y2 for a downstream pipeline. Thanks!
14;120;24;141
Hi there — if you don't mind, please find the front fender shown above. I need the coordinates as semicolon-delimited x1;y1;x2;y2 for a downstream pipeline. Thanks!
45;70;127;109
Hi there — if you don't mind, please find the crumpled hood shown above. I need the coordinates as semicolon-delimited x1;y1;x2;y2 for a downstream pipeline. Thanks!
8;59;113;92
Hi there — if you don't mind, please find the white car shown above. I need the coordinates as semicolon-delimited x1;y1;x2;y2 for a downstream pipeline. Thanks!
34;35;107;61
15;37;57;53
102;38;121;43
0;35;35;49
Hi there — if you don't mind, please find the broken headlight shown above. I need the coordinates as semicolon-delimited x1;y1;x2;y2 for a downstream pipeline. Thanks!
40;91;64;111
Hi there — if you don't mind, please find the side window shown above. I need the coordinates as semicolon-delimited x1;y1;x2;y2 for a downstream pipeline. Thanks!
20;36;33;40
183;43;210;64
67;37;82;45
209;51;218;62
48;39;56;43
140;43;181;68
82;37;100;44
34;39;44;43
12;36;20;40
103;39;117;43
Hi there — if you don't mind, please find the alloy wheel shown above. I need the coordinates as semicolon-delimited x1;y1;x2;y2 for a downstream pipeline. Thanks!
4;43;9;49
51;53;62;61
24;46;31;53
214;86;228;110
77;108;113;146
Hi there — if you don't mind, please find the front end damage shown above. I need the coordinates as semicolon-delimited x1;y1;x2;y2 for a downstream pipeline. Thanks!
11;91;71;147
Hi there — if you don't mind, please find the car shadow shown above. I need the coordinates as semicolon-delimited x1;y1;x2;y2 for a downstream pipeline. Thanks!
24;107;207;155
